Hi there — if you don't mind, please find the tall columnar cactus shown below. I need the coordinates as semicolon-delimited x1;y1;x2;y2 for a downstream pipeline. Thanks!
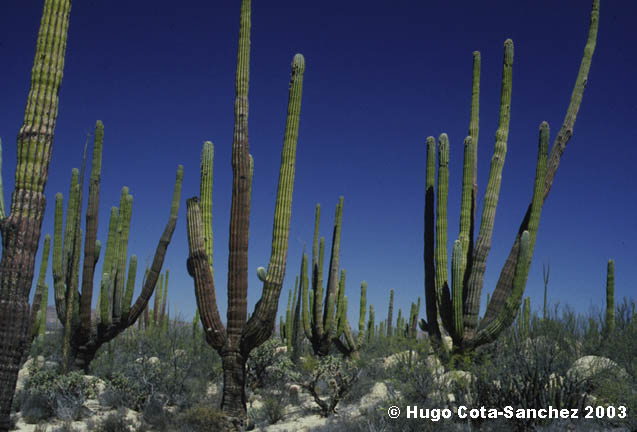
387;289;394;337
367;305;375;343
542;260;550;320
185;0;305;425
0;1;72;428
53;121;183;371
300;199;352;357
420;0;599;353
332;276;367;359
408;297;421;338
605;259;615;334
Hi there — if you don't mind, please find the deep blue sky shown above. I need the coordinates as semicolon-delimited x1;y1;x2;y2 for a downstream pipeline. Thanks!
1;0;635;327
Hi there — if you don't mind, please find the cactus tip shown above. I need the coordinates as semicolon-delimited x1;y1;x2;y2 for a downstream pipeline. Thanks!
257;266;267;281
292;53;305;70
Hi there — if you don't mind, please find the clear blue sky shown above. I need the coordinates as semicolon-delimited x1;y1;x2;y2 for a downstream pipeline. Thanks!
1;0;635;327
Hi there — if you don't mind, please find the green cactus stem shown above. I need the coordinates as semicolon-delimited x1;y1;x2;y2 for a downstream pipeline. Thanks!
387;289;394;337
605;259;615;333
542;260;550;320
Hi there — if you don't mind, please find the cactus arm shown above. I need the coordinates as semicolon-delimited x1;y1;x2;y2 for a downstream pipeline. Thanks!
334;269;346;337
200;141;214;279
478;121;548;334
469;52;481;244
485;0;599;327
605;259;615;333
463;39;514;335
0;138;4;220
472;122;548;344
160;269;169;324
243;54;306;351
472;231;530;347
387;289;394;337
186;197;226;349
153;274;162;326
113;188;132;322
367;305;375;343
322;197;344;343
357;281;367;347
311;205;325;340
52;194;66;323
451;239;464;342
458;135;474;284
102;207;119;288
542;260;550;319
434;134;453;332
301;252;312;340
125;165;183;327
78;121;104;337
121;255;137;320
423;136;440;339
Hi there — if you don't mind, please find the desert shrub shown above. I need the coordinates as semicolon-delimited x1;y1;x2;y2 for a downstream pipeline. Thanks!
173;404;226;432
248;393;288;426
341;356;389;405
50;421;81;432
22;368;96;422
246;337;293;393
292;355;360;417
86;408;132;432
20;390;53;423
142;393;172;430
91;318;220;411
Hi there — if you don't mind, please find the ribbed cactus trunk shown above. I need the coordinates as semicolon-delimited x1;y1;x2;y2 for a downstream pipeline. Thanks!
0;1;71;429
185;0;305;427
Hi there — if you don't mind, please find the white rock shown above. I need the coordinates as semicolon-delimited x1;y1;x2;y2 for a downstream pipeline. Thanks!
567;355;627;381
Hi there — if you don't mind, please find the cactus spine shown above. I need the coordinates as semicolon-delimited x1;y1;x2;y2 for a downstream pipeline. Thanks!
185;0;305;423
605;259;615;333
53;121;183;371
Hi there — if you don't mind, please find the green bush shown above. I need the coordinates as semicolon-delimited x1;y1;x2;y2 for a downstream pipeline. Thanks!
174;404;226;432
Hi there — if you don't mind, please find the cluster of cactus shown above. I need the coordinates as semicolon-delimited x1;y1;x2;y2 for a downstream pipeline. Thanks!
293;199;370;359
138;269;170;331
419;0;599;353
379;290;421;341
52;121;183;371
